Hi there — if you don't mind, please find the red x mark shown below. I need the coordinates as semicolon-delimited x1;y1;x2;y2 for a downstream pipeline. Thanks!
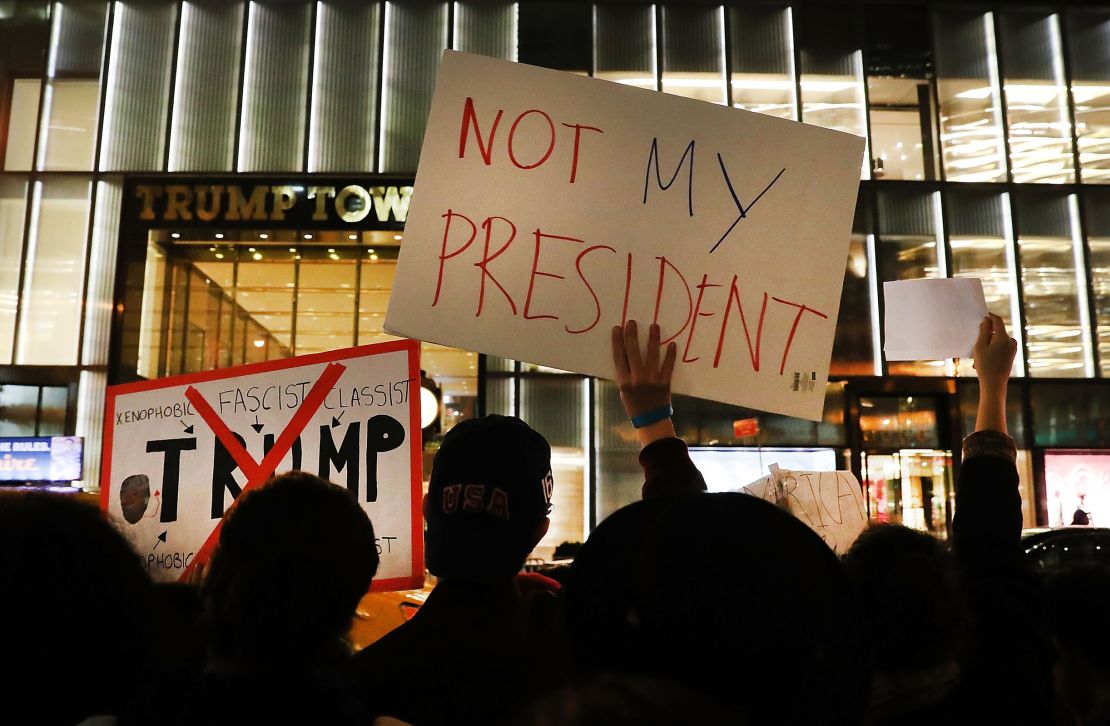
179;362;347;581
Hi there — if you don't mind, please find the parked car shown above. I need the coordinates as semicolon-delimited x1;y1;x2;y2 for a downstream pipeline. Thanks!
1022;527;1110;573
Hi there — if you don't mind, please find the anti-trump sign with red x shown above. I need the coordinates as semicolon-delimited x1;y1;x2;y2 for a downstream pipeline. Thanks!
100;340;423;590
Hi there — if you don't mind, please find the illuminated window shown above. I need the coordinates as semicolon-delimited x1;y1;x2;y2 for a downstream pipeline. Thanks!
660;5;726;105
933;10;1007;182
946;191;1024;376
865;6;938;181
728;6;796;120
1066;10;1110;184
794;6;868;178
876;188;948;376
997;11;1075;184
1014;192;1093;377
1085;189;1110;375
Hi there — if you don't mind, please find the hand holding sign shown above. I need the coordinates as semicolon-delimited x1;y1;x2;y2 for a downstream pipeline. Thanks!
386;51;865;421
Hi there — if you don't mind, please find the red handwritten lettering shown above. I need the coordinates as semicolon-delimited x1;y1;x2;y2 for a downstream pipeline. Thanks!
683;274;722;363
567;244;617;334
474;216;519;316
652;256;693;345
771;296;829;374
458;97;503;164
508;109;557;169
560;122;604;183
523;230;584;321
714;276;767;371
433;209;478;307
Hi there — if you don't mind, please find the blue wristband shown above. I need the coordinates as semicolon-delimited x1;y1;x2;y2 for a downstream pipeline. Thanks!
630;403;673;429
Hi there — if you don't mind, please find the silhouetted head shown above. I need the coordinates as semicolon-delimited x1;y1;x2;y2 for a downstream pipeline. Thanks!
425;415;553;582
842;523;968;675
564;493;868;726
0;492;155;723
203;471;378;670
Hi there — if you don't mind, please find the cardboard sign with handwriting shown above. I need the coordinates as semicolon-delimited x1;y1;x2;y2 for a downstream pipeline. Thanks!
743;466;868;553
386;51;865;420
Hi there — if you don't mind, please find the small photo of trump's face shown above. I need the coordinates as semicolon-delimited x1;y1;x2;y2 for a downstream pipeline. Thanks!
119;474;150;524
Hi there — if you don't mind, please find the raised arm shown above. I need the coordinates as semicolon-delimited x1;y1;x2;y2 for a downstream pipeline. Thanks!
611;321;705;499
954;313;1021;561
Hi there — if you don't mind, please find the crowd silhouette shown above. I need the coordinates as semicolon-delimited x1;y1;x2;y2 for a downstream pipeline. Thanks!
2;316;1105;725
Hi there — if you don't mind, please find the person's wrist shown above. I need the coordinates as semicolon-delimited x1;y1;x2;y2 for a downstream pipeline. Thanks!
630;403;673;429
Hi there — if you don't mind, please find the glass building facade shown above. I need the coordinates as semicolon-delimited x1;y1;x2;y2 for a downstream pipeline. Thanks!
1;0;1108;551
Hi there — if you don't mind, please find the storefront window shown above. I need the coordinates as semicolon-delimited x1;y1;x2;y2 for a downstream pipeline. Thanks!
728;5;796;120
933;10;1007;182
876;188;948;375
865;5;938;181
1014;192;1093;377
1065;10;1110;184
997;12;1075;184
946;190;1023;376
37;2;107;171
863;448;952;538
593;3;654;88
17;179;90;365
794;5;868;178
1086;189;1110;375
1045;452;1110;528
660;5;726;105
167;1;244;172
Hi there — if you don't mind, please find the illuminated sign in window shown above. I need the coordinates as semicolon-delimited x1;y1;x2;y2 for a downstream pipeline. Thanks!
0;437;84;482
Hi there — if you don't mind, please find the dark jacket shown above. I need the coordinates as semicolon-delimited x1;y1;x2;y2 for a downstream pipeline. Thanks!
951;430;1053;724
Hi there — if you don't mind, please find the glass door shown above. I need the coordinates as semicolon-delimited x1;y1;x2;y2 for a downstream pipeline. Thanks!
862;449;954;538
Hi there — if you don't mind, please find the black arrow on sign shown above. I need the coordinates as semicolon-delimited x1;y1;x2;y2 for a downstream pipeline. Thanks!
251;415;264;433
153;531;167;550
331;411;345;429
180;420;194;434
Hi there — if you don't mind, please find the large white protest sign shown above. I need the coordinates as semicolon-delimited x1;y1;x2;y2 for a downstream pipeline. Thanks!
743;465;867;553
883;278;988;361
101;341;423;589
385;52;865;421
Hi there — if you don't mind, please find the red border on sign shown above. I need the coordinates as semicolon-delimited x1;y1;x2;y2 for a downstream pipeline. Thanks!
100;339;425;591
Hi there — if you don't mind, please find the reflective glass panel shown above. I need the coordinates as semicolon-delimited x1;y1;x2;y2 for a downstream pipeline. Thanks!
593;4;654;88
794;6;868;177
37;2;107;171
0;179;28;364
661;5;726;104
933;10;1007;182
728;6;796;120
17;179;90;365
1084;189;1110;375
865;5;938;181
946;190;1023;376
876;188;946;375
1015;192;1093;377
1065;10;1110;183
998;12;1075;183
